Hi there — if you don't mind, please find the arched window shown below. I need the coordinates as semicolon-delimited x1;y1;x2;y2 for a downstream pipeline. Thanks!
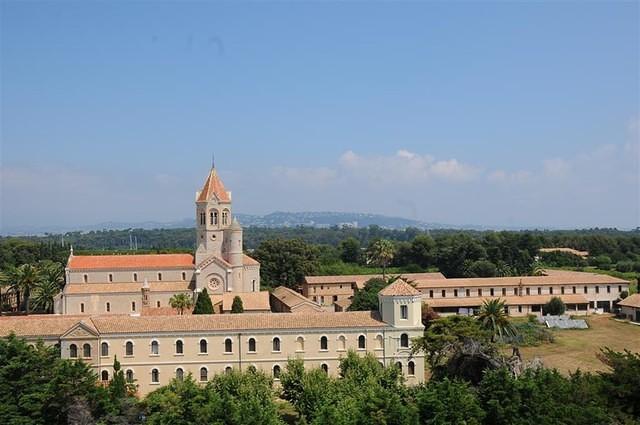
105;302;110;312
408;361;415;376
400;333;409;348
273;365;281;379
248;338;256;352
176;368;184;381
151;368;159;383
83;274;88;283
200;339;208;354
210;211;214;225
101;342;109;357
375;334;383;349
108;273;113;282
125;369;134;382
225;338;233;353
176;340;184;354
83;343;91;358
151;340;159;355
131;301;136;312
225;366;232;374
358;335;366;349
296;336;304;351
272;337;281;352
321;364;328;374
69;344;78;358
181;272;186;281
80;303;84;313
200;367;208;382
133;273;138;282
157;273;162;281
395;362;402;372
320;336;328;350
338;335;346;350
101;370;109;381
125;341;134;356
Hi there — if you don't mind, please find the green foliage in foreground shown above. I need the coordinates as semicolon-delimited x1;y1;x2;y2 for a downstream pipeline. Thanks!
192;288;214;314
2;333;639;425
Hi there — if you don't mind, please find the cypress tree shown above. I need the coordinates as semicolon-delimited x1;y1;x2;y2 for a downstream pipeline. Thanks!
193;288;214;314
231;296;244;314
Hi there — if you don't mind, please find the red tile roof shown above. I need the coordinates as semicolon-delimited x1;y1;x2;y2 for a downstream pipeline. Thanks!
68;254;194;270
618;294;640;309
197;167;230;202
243;254;259;266
379;279;421;296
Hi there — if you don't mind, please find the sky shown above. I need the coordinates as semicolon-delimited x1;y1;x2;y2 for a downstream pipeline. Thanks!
1;1;639;232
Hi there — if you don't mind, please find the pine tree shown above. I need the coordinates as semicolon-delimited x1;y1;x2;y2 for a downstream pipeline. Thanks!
231;296;244;314
193;288;214;314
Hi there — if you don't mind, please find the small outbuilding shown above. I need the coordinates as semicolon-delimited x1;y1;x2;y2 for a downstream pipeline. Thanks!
618;294;640;323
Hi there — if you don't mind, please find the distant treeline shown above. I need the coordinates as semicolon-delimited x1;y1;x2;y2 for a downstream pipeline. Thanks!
2;226;639;275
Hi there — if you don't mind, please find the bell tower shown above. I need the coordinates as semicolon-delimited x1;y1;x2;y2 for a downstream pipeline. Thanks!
195;165;233;266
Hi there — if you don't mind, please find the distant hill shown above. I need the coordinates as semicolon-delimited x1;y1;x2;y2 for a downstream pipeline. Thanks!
1;211;518;236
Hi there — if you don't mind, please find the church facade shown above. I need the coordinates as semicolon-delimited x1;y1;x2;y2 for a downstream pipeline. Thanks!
55;166;263;315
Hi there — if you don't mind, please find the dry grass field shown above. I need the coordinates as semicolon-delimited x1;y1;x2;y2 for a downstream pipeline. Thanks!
517;315;640;374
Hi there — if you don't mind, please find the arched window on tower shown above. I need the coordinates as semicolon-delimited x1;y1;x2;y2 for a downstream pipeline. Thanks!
214;210;218;225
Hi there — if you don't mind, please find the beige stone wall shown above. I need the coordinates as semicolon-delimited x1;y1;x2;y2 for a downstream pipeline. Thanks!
60;328;424;395
68;268;195;285
63;293;142;315
303;283;354;306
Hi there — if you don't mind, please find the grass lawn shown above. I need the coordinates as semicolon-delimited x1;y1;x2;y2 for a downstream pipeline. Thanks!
517;315;640;374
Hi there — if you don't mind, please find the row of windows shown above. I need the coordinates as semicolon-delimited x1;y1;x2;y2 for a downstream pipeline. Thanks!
82;272;189;284
199;209;230;226
427;285;624;298
91;334;413;358
83;300;169;314
100;360;417;384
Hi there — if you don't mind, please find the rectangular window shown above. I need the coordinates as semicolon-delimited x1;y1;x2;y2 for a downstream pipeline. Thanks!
466;289;470;297
333;295;338;302
490;288;494;296
549;287;554;295
157;273;162;281
400;305;408;320
561;287;565;294
131;302;136;312
320;296;325;304
133;273;138;282
454;289;458;297
618;285;622;292
429;290;433;298
502;288;506;296
584;286;588;294
478;289;482;296
83;274;88;283
537;287;541;295
80;303;84;313
108;274;113;282
573;286;576;294
441;290;446;298
595;286;599;294
526;288;530;295
606;286;610;294
518;305;522;313
513;288;517;295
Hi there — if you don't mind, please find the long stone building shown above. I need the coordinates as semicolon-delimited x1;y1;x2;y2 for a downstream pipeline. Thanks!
303;269;629;316
55;165;265;315
1;280;426;395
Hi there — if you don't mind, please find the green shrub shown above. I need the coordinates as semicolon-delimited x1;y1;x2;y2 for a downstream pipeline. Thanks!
543;296;566;316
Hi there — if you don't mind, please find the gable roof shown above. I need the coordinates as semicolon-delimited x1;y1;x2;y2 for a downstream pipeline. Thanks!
271;286;324;311
210;292;271;312
197;167;230;202
68;254;194;270
379;279;421;296
618;293;640;308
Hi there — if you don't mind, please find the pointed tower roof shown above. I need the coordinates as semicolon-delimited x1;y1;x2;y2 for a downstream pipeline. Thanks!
379;279;421;296
197;167;230;202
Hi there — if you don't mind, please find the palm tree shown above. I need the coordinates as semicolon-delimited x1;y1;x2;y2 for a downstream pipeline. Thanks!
31;279;62;313
38;261;65;290
477;299;516;343
169;293;194;315
366;239;396;279
0;270;8;314
12;264;41;315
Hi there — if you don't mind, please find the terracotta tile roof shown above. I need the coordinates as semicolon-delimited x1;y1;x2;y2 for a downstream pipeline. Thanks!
539;248;589;257
243;254;260;266
64;282;192;295
618;294;640;308
68;254;194;270
197;167;230;202
424;294;589;308
414;270;628;289
141;306;193;316
89;310;386;334
305;272;445;289
271;286;323;310
0;315;96;338
379;279;421;296
334;298;353;309
210;292;271;312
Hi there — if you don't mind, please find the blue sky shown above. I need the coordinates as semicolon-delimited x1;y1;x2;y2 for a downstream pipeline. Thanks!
1;1;638;231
